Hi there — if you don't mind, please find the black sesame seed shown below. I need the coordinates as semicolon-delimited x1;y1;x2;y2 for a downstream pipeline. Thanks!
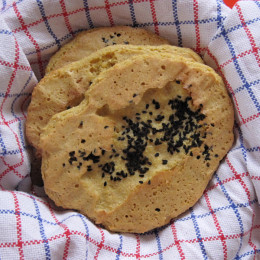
81;139;86;143
117;33;121;37
154;139;162;145
215;154;219;158
133;93;137;98
69;151;75;156
162;160;168;165
104;126;109;129
155;153;159;157
190;151;193;156
149;111;153;115
197;155;201;159
66;106;71;110
211;123;215;127
146;104;149;109
79;121;83;128
152;99;160;109
148;180;151;185
155;208;160;212
155;115;165;122
176;80;181;84
139;181;143;184
104;182;107;187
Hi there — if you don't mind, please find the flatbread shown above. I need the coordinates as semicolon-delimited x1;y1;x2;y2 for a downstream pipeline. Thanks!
26;44;203;154
39;53;234;233
45;26;170;73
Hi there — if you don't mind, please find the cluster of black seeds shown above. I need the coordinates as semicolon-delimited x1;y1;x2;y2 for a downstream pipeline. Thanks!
64;150;101;171
101;32;129;46
97;95;212;186
62;93;217;187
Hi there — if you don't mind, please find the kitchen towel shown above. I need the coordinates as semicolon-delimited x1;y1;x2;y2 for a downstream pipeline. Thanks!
0;0;259;259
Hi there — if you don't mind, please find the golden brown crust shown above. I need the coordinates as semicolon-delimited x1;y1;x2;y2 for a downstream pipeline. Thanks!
40;54;234;233
45;26;170;74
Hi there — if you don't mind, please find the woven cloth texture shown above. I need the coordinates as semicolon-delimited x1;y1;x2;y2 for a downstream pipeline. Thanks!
0;0;259;259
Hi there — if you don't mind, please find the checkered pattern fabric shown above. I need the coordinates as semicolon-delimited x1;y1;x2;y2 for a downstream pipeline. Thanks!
0;0;259;259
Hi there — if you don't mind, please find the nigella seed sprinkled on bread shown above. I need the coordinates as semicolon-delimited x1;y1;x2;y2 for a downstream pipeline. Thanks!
152;99;160;109
155;115;164;122
101;37;108;43
89;95;210;184
69;151;75;156
78;121;83;128
162;160;168;165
